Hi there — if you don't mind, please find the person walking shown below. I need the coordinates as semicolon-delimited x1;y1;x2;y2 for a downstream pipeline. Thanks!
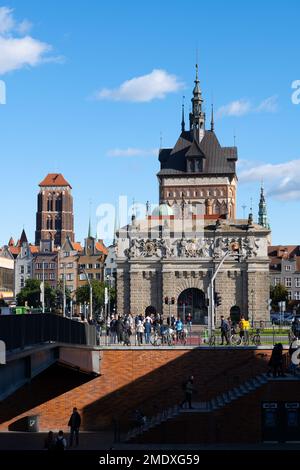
220;316;230;345
68;407;81;448
180;376;195;409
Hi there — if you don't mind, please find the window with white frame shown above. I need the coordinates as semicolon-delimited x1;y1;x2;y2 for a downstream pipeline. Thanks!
274;278;281;286
285;265;291;271
294;292;300;300
285;278;292;287
49;273;55;280
295;278;300;288
288;291;292;300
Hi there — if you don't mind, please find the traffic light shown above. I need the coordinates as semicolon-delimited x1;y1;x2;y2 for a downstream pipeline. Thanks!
164;296;169;304
214;292;222;307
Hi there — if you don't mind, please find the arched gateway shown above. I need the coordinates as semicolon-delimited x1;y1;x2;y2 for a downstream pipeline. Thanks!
177;288;208;325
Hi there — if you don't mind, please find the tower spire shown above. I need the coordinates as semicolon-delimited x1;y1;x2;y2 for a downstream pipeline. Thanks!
88;216;92;238
189;63;205;142
258;184;270;229
181;96;185;132
210;103;214;131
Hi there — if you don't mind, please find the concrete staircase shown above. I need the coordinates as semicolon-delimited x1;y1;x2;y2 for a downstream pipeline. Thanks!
125;372;269;442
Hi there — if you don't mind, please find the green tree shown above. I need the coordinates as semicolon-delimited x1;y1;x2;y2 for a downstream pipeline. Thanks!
17;278;56;311
75;280;115;314
270;283;288;309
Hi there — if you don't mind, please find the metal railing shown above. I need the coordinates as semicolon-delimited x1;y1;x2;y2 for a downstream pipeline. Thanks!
95;327;290;347
0;313;97;351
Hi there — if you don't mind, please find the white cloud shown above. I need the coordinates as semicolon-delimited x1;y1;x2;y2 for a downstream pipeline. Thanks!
217;99;251;117
0;7;14;34
256;95;278;113
96;69;184;102
217;95;278;118
240;159;300;201
106;147;158;157
0;6;56;75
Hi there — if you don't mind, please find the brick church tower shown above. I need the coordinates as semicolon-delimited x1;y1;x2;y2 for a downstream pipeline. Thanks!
35;173;75;247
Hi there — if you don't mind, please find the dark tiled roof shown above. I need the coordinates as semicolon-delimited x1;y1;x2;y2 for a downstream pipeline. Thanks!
158;129;237;176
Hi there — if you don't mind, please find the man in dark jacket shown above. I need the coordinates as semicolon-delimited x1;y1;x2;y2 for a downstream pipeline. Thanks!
68;407;81;447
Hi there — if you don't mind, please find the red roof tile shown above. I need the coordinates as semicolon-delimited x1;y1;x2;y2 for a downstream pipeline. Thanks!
95;240;108;255
39;173;72;188
72;242;83;252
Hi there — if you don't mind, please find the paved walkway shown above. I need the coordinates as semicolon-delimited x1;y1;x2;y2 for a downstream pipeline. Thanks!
0;432;300;451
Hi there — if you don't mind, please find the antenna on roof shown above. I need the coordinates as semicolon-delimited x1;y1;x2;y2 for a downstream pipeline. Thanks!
242;204;247;219
233;129;236;147
159;131;163;150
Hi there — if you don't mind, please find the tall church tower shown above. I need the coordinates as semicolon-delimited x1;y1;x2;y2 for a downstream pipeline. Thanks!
35;173;75;247
158;65;238;219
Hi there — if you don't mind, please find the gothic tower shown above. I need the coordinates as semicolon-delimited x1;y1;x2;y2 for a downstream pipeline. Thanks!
35;173;75;247
158;65;237;219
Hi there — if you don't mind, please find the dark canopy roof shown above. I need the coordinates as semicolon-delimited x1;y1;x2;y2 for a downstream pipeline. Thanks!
158;129;237;176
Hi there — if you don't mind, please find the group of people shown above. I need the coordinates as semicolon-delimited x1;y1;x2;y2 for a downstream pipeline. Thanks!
104;312;192;345
219;315;250;345
44;407;81;451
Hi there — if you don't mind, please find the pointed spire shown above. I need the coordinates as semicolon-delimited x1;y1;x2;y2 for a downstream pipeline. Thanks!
19;229;28;245
190;63;205;142
210;103;214;131
258;184;270;229
181;96;185;132
88;216;92;238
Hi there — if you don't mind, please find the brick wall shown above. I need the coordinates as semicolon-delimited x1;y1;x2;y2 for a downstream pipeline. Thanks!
0;349;274;434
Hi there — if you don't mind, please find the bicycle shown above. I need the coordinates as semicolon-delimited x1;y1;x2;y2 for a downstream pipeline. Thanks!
150;331;162;346
231;329;261;346
176;329;187;345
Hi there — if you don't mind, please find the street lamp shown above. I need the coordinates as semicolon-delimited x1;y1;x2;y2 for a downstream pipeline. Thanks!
250;289;254;327
79;267;93;321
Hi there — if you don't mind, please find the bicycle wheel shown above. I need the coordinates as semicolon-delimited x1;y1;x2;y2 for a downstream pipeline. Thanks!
150;334;158;346
231;334;241;346
253;335;261;346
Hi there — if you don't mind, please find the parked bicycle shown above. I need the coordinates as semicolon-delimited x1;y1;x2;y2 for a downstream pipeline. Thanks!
231;328;261;346
150;331;162;346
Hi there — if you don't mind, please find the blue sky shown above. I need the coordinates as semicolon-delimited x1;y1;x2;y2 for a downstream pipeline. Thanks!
0;0;300;246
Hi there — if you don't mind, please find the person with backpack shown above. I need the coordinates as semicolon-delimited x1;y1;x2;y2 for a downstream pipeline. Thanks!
220;316;230;345
55;430;67;451
68;407;81;447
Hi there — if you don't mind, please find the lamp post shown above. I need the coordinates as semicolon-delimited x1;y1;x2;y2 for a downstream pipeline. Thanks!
62;264;66;318
41;261;45;314
80;267;93;321
250;289;254;327
208;250;231;335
